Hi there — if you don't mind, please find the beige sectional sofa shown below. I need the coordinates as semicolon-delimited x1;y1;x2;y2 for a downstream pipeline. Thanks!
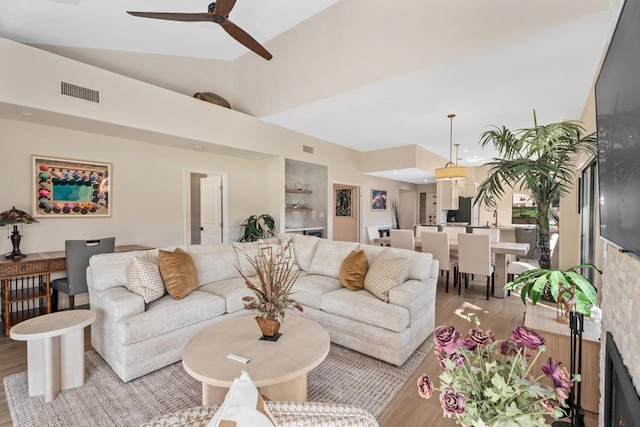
87;234;438;382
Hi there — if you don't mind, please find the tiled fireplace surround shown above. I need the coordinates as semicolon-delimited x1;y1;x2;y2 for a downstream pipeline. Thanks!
598;243;640;424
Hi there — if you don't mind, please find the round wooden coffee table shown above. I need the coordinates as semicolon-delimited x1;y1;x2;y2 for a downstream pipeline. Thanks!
182;315;330;405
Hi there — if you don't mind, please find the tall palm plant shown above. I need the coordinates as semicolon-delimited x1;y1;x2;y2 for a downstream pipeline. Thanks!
474;111;596;270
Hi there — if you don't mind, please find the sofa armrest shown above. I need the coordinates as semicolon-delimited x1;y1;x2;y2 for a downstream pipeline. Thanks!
89;285;145;321
430;259;440;280
388;279;429;312
389;277;437;327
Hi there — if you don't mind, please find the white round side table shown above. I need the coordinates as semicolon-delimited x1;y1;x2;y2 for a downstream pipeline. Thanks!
10;309;95;402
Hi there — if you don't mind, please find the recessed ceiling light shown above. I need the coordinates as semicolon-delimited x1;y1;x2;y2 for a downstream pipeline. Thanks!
392;171;398;175
20;111;33;116
194;145;204;150
464;149;470;153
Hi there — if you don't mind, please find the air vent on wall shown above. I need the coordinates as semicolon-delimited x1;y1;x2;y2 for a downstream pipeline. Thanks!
303;145;314;154
60;81;100;103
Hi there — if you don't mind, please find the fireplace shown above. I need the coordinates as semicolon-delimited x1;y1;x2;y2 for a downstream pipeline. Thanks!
604;332;640;427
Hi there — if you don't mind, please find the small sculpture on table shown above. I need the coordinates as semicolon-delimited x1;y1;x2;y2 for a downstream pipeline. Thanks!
556;284;576;324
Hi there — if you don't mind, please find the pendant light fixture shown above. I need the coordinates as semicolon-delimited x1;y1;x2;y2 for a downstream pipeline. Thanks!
435;113;467;181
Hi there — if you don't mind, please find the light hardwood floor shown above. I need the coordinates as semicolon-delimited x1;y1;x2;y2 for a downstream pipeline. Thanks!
0;276;596;426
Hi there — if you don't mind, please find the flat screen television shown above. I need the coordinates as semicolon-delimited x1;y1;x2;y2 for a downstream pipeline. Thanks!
595;0;640;257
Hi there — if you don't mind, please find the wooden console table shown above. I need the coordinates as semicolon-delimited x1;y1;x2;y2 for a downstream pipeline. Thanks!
1;245;151;336
524;302;601;414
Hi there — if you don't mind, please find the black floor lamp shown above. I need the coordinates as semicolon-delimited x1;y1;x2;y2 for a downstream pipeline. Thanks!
0;206;39;259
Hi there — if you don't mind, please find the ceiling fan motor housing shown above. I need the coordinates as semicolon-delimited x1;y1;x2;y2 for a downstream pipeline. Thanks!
208;2;228;20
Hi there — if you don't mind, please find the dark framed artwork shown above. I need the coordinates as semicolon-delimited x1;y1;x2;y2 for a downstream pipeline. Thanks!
32;155;111;217
371;189;387;211
335;188;352;217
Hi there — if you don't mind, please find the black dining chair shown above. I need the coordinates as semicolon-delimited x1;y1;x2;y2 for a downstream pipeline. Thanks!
52;237;116;310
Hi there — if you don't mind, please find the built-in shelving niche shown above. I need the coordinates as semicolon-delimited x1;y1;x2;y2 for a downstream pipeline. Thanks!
285;159;328;235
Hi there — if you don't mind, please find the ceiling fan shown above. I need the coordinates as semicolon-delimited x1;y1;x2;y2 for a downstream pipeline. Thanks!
127;0;273;60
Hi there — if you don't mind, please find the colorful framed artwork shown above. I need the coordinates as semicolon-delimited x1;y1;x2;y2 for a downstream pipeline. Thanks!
371;189;387;211
32;155;111;217
335;188;352;217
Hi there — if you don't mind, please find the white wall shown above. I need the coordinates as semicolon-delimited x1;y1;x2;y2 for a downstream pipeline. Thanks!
0;38;417;244
0;118;267;254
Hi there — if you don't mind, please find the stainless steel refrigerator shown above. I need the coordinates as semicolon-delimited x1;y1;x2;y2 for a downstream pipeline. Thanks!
456;197;478;226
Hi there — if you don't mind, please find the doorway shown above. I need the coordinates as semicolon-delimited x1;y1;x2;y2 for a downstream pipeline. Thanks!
332;183;360;242
399;189;416;229
184;170;227;245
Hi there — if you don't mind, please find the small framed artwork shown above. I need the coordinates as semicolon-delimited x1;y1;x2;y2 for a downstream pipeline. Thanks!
335;188;352;217
371;189;387;211
32;155;111;217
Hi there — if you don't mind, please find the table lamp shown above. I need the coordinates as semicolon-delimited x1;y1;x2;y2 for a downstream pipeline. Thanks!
0;206;39;259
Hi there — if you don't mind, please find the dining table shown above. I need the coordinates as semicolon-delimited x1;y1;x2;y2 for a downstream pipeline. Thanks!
373;236;530;299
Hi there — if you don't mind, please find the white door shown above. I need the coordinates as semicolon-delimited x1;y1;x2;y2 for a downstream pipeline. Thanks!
200;176;222;245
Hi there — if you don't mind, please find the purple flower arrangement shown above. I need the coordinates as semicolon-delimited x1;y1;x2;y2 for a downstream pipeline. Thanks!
418;320;576;426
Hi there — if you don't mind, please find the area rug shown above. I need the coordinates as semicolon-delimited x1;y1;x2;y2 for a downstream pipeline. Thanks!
4;338;433;426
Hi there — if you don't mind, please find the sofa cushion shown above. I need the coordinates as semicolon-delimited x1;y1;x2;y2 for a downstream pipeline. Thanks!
125;252;165;304
90;247;182;291
200;278;254;314
321;288;409;333
363;252;409;302
308;240;360;278
115;289;225;345
279;233;319;272
339;250;368;291
208;371;276;427
158;248;199;299
233;241;259;277
291;275;342;309
90;250;153;291
361;245;432;281
189;244;241;285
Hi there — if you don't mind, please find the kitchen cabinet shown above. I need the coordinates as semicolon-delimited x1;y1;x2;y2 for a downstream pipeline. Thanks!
461;181;478;198
437;181;461;210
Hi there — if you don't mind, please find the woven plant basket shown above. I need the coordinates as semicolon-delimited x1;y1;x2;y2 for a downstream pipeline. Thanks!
255;316;281;337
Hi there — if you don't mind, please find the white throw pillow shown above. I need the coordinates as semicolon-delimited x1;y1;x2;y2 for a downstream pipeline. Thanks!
207;371;276;427
364;251;409;302
125;252;165;303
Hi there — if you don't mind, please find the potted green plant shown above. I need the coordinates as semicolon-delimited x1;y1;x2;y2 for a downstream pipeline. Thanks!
505;264;600;322
237;214;275;242
474;111;597;271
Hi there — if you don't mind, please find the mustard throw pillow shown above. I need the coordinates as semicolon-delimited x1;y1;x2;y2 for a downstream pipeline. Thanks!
339;250;369;291
158;248;199;299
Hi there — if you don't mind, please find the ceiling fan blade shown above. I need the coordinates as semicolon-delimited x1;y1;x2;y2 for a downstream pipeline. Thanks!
220;19;272;60
213;0;237;17
127;12;213;23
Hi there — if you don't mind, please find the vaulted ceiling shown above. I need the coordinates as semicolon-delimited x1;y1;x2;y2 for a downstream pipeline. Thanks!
0;0;613;183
